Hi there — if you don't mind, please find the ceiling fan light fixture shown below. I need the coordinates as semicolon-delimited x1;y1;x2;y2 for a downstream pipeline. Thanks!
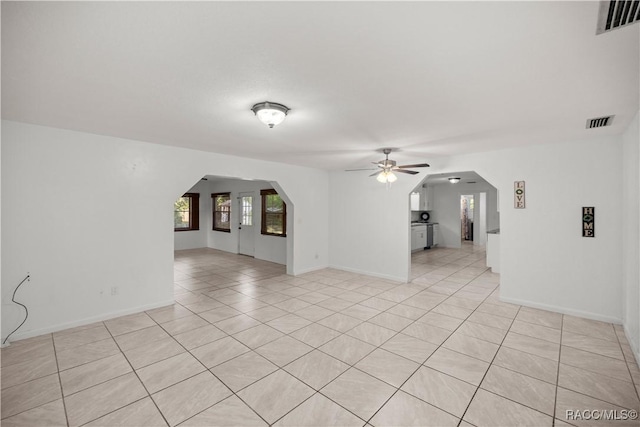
377;171;397;183
448;177;461;184
251;101;290;128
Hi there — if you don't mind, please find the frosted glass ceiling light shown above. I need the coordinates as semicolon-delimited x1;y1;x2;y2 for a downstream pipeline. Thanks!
377;171;398;183
448;177;461;183
251;101;290;128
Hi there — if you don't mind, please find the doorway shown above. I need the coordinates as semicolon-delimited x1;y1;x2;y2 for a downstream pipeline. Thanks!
461;195;474;242
238;192;255;257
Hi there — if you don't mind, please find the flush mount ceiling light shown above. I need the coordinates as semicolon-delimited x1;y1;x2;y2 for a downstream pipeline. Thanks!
251;101;290;128
448;177;461;183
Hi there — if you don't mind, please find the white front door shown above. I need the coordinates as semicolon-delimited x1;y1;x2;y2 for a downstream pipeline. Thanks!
238;192;255;257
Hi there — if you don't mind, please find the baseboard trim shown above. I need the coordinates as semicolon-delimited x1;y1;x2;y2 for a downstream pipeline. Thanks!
499;296;623;325
4;299;175;344
328;264;407;283
623;324;640;368
293;264;329;276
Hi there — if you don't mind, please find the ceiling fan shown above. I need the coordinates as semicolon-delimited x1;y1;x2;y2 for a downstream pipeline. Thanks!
346;148;430;183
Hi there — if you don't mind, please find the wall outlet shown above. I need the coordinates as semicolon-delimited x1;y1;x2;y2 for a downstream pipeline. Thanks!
110;286;118;296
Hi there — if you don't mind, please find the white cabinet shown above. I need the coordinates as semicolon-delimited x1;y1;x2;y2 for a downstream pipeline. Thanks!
411;225;426;251
410;192;420;211
422;185;434;211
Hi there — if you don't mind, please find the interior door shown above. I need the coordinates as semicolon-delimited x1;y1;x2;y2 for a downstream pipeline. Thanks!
238;192;255;257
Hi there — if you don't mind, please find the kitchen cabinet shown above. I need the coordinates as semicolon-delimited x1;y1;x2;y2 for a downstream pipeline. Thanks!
410;192;420;211
422;185;434;211
411;225;426;251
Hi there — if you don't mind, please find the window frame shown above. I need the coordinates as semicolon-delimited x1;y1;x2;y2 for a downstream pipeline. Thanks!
212;192;232;233
174;193;200;232
260;189;287;237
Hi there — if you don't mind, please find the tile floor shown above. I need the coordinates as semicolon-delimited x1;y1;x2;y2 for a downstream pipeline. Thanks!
2;245;640;426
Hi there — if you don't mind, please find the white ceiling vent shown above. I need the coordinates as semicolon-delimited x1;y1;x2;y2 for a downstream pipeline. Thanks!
596;1;640;34
586;115;614;129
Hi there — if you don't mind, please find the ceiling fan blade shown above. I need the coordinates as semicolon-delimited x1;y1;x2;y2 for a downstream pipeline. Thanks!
395;169;420;175
369;171;382;177
396;163;430;168
345;168;379;171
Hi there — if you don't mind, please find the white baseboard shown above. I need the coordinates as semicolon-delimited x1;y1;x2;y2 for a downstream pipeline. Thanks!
623;324;640;368
3;299;175;344
328;264;407;283
293;264;329;276
499;295;623;325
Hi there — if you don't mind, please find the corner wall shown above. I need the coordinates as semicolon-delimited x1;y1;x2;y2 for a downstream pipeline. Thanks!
1;121;329;341
173;180;210;251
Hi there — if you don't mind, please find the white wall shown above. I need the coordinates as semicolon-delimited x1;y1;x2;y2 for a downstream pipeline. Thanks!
622;110;640;361
207;179;287;265
330;135;624;323
173;180;210;250
1;121;329;341
429;182;499;248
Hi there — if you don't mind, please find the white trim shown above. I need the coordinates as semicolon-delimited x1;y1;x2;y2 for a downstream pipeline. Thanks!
328;264;407;283
2;299;175;344
499;296;623;325
293;264;329;276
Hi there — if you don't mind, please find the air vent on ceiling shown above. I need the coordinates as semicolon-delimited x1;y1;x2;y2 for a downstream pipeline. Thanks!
586;115;614;129
466;181;477;184
596;1;640;34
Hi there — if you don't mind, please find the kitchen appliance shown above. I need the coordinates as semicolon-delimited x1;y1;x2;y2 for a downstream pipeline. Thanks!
426;224;434;248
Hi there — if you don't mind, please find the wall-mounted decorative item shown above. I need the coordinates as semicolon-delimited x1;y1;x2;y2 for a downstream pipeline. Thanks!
582;207;595;237
514;181;525;208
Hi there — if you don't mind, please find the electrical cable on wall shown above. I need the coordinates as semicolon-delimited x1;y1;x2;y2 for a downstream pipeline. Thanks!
2;274;30;345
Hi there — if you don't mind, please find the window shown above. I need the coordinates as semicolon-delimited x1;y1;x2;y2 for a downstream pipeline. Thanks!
241;196;253;226
174;193;199;231
212;193;231;232
261;189;286;237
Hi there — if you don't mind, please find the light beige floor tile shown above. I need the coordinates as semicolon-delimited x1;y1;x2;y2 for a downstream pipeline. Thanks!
317;313;362;333
233;324;284;349
0;353;58;389
0;399;67;427
467;311;512;330
267;313;313;334
291;324;342;347
455;321;507;345
401;366;476;417
368;312;414;332
65;372;147;426
273;298;312;312
85;397;167;426
381;333;438;364
442;332;499;363
274;393;362;427
53;325;112;351
386;304;427;320
445;296;482;311
1;374;61;419
146;304;194;324
346;322;396;346
555;387;639;426
214;314;261;335
60;353;132;396
237;370;314;424
425;347;489;386
295;305;336;322
105;312;156;336
160;315;209;336
402;322;452;345
297;291;332;304
114;325;170;352
371;390;459;427
152;371;232;427
563;315;617;342
285;349;349;390
558;363;639;409
319;334;376;365
359;297;396;311
475;302;519;319
492;346;558;384
481;365;556;415
255;336;313;366
211;351;278;392
502;332;560;361
2;337;56;368
321;368;395;421
137;352;205;394
463;389;553;426
510;319;561;343
123;336;185;369
246;306;289;322
172;324;226;350
515;308;563;329
355;348;419;388
431;303;473;320
184;298;226;314
341;304;381;321
191;336;250;368
561;345;632;382
181;395;267;426
56;338;120;371
562;331;625;360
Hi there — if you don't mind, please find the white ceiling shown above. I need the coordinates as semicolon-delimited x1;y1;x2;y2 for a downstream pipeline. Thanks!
2;2;638;171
